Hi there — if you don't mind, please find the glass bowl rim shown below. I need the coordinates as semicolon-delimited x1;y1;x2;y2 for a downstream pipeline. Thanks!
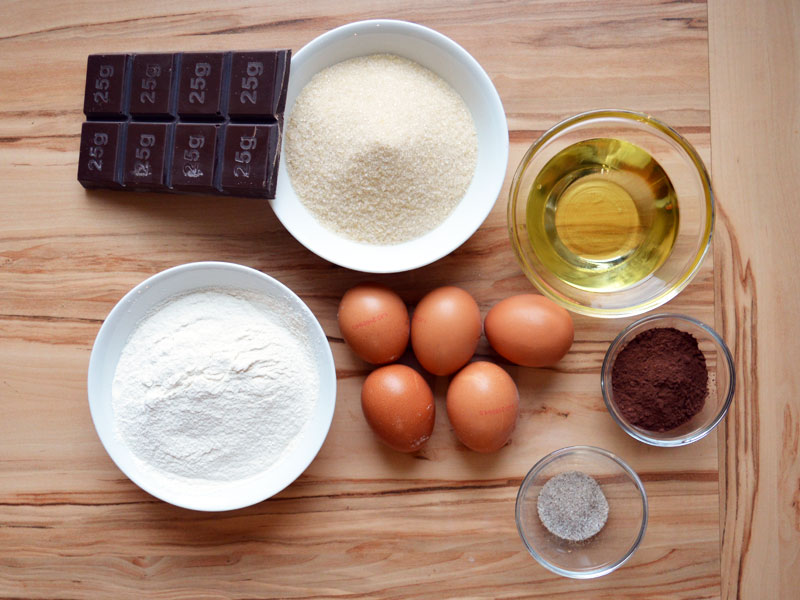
600;312;736;447
515;445;649;579
507;108;715;318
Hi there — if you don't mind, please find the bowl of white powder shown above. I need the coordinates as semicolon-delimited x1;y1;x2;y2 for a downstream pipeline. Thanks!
274;19;508;272
515;446;648;578
87;262;336;511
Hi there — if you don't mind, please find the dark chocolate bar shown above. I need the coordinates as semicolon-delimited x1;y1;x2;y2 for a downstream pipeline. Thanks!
77;49;290;198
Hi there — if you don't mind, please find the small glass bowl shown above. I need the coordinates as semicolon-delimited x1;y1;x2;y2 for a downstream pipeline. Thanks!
508;109;714;318
516;446;648;579
601;313;735;446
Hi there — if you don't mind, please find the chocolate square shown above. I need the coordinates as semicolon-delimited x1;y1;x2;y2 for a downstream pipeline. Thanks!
227;51;279;119
129;53;178;118
77;121;125;188
218;122;279;197
177;52;228;119
123;122;173;189
170;123;220;193
83;54;130;118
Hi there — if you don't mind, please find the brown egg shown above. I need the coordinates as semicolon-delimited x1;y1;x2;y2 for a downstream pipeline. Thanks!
361;364;435;453
338;283;409;365
446;362;519;453
411;286;481;376
484;294;574;367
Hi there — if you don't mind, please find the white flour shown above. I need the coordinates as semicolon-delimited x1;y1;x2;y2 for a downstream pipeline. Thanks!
111;288;318;486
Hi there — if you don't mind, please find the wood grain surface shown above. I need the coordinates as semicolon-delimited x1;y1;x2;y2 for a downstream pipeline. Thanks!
0;0;788;598
708;1;800;599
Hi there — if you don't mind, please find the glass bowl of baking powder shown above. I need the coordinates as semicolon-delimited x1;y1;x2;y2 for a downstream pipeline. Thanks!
87;262;336;511
516;446;648;578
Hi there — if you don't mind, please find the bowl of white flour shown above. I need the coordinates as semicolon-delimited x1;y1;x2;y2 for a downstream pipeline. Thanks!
87;262;336;511
274;19;508;272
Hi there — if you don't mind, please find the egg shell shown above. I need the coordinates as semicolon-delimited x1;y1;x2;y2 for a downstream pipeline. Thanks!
446;361;519;453
411;286;482;376
484;294;574;367
361;364;435;453
338;283;410;365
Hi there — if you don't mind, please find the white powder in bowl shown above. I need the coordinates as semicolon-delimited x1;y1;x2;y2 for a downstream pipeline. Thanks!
111;288;319;487
285;53;478;244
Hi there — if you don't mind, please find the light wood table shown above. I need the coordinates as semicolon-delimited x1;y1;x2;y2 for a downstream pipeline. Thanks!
0;1;796;598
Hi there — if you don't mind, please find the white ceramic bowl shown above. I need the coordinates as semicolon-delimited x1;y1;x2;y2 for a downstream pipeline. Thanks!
87;262;336;511
272;19;509;273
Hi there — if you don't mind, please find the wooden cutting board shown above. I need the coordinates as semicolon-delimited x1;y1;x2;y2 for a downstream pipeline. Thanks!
0;1;725;597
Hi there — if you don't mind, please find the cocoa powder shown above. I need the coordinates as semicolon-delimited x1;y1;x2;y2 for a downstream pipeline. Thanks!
611;327;708;431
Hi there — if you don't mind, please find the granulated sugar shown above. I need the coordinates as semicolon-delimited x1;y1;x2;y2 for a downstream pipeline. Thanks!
537;471;609;542
285;54;478;244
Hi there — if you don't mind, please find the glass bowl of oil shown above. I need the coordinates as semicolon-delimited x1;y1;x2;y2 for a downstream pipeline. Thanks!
508;110;714;317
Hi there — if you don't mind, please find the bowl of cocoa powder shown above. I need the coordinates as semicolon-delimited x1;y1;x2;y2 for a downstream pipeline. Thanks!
601;313;735;446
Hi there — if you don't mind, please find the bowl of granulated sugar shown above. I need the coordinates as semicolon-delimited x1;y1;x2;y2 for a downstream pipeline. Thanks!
87;262;337;511
274;19;508;273
516;446;648;578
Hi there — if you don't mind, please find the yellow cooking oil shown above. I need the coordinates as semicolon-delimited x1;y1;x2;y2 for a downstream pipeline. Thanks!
526;138;678;291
